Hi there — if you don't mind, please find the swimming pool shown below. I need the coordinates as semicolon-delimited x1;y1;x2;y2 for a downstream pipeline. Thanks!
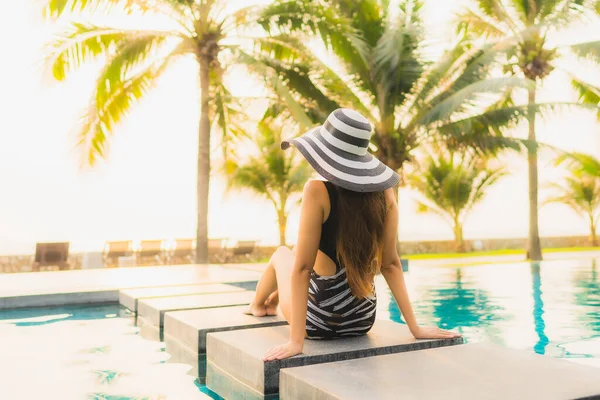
1;260;598;399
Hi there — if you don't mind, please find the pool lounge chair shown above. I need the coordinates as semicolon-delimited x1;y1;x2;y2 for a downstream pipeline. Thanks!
32;242;70;272
103;240;133;267
137;240;166;265
168;239;195;264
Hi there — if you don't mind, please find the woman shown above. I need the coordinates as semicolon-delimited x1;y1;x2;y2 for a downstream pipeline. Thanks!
245;108;461;361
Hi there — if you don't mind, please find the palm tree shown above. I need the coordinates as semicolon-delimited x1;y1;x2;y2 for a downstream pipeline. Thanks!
256;0;570;256
258;0;554;173
409;151;506;252
41;0;333;262
225;118;313;246
545;153;600;246
457;0;600;260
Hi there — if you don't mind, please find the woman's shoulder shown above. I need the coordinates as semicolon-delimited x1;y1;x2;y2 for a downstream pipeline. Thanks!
303;180;328;195
302;180;330;206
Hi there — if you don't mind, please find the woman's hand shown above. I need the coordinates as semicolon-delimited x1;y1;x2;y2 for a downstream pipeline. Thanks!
262;341;303;362
411;326;462;340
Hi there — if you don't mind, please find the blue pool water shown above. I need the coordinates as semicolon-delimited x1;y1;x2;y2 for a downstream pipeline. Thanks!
1;260;599;398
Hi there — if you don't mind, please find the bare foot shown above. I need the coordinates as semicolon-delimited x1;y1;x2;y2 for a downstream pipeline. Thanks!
244;303;267;317
264;292;279;316
265;303;278;316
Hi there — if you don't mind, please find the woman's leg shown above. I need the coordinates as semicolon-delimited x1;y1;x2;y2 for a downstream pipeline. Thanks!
245;246;293;321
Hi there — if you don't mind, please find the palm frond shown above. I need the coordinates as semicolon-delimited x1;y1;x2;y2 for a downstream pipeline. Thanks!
329;0;385;47
571;77;600;120
213;83;249;160
456;8;509;38
77;51;175;166
569;40;600;64
416;38;519;118
374;4;425;117
409;40;469;110
555;152;600;177
414;199;453;224
437;101;599;139
45;23;135;81
43;0;187;18
227;160;274;200
235;49;316;128
43;0;124;17
259;0;372;92
417;76;532;126
464;164;507;214
95;33;172;103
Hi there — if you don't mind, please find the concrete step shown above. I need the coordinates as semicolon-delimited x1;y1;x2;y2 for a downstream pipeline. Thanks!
280;343;600;400
164;305;287;381
119;283;246;312
206;320;462;399
136;291;257;340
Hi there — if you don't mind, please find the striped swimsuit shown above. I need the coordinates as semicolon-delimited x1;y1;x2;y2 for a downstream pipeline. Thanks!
306;181;377;339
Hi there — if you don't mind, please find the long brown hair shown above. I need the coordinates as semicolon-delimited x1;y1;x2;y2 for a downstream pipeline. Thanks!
335;186;387;299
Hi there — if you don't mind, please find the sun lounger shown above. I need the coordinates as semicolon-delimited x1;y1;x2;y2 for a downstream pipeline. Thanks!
137;240;165;265
32;242;70;272
208;238;228;263
103;240;133;267
168;239;195;264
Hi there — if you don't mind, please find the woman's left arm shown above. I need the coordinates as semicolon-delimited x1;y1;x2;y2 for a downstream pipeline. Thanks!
380;190;461;340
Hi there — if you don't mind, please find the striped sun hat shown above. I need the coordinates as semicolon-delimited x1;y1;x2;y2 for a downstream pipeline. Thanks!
281;108;400;193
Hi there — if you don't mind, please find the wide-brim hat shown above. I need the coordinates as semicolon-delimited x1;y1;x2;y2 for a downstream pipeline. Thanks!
281;108;400;193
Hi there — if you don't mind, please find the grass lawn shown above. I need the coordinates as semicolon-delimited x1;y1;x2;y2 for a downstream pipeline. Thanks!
403;247;600;260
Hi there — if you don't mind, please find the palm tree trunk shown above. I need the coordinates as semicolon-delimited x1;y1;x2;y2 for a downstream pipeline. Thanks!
527;85;543;261
195;56;211;263
277;209;287;247
454;220;465;252
589;214;597;247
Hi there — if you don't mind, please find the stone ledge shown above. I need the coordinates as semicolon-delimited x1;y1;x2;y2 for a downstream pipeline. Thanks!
119;283;246;312
137;291;256;328
206;320;463;398
164;306;287;381
0;290;119;309
280;343;600;400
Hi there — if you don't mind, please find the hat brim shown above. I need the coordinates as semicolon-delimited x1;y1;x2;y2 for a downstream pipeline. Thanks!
282;126;400;193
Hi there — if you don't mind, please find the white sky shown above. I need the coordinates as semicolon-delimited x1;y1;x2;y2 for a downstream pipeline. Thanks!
0;1;599;255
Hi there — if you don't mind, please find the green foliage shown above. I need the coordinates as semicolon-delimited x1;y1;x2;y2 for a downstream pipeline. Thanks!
226;119;313;205
259;0;537;173
42;0;303;166
225;116;313;245
545;176;600;218
409;151;506;246
548;152;600;244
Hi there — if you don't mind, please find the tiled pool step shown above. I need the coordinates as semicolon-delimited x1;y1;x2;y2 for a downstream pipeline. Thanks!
119;283;247;312
280;343;600;400
205;320;462;399
0;264;261;309
164;306;287;381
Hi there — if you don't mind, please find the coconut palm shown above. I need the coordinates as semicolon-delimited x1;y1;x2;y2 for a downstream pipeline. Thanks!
409;151;506;252
457;0;600;260
225;117;313;246
42;0;342;262
259;1;557;176
545;153;600;246
253;0;584;263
